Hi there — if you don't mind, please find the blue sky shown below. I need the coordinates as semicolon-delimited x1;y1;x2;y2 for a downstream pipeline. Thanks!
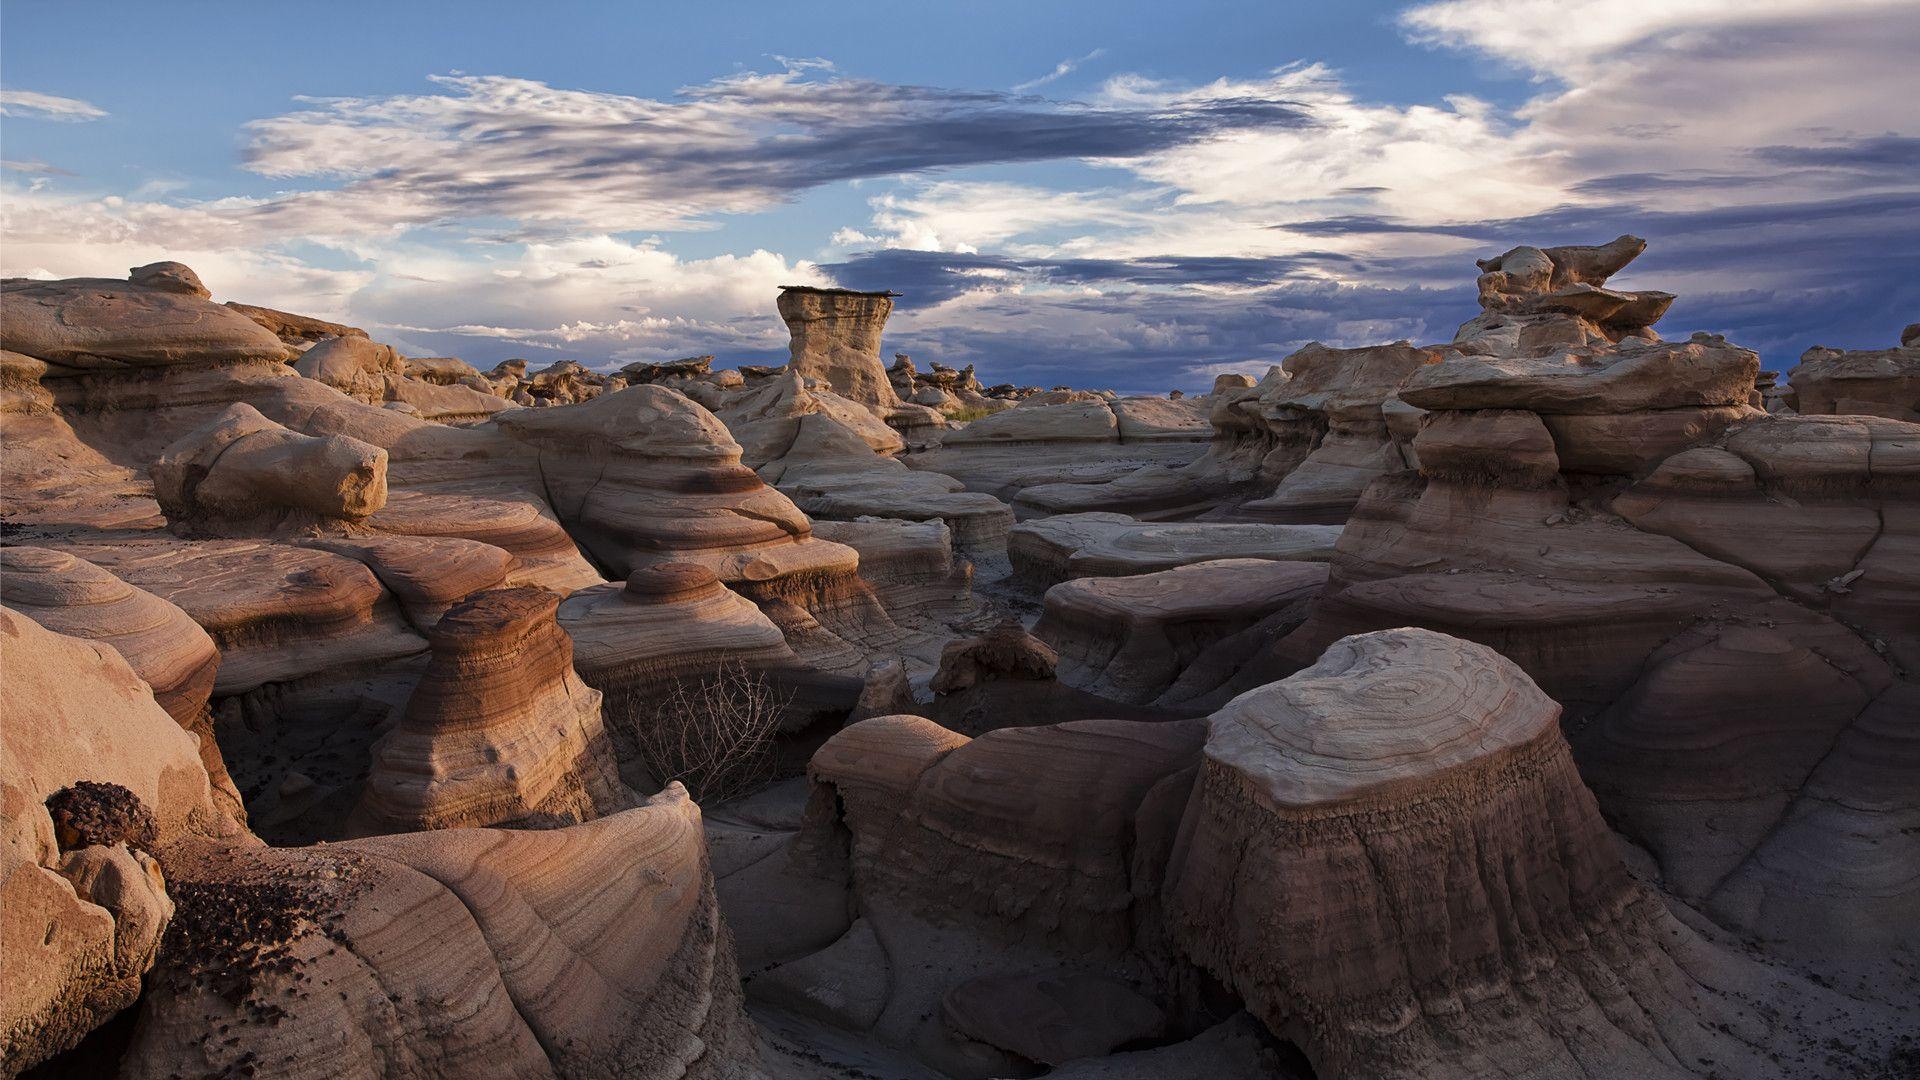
4;0;1917;390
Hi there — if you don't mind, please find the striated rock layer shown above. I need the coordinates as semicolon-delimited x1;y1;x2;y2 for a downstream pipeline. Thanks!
1163;628;1883;1079
353;587;630;834
123;786;760;1080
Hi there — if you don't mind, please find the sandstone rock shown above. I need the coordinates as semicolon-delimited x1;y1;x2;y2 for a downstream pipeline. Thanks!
1400;334;1759;414
1165;628;1852;1079
1;271;290;369
353;587;630;834
0;610;231;1072
64;540;428;696
127;261;209;299
1786;329;1920;420
400;355;481;385
929;620;1057;694
806;714;1205;950
0;547;243;819
777;286;901;409
123;786;761;1080
1008;512;1341;588
1035;558;1327;705
151;402;388;535
749;918;891;1031
224;301;367;346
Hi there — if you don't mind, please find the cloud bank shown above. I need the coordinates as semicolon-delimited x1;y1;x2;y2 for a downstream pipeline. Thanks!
3;1;1915;389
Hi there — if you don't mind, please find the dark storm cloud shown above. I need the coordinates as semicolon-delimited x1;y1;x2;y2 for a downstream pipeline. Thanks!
237;72;1312;234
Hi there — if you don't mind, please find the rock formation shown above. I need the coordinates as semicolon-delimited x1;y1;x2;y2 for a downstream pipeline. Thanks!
1786;325;1920;420
151;402;389;536
776;286;902;410
1009;512;1341;587
0;609;235;1072
1165;628;1884;1079
352;587;630;834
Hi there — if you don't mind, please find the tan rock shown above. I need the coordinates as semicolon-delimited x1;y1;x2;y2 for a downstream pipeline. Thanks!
1035;558;1327;705
123;786;761;1080
777;286;901;409
353;587;630;834
224;301;367;346
151;402;388;535
0;610;231;1072
1;271;290;368
1008;512;1341;587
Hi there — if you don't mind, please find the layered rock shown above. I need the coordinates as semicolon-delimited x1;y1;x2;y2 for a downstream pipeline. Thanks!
353;587;630;834
124;786;760;1080
805;714;1206;950
1009;512;1341;588
1034;558;1327;705
1460;234;1673;352
1;273;290;370
1785;325;1920;420
0;547;242;817
1163;628;1868;1079
777;286;902;409
150;402;388;536
717;372;1012;547
0;609;234;1072
225;302;367;347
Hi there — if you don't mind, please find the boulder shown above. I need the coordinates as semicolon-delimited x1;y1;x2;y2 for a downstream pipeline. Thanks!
150;402;388;536
1;271;290;369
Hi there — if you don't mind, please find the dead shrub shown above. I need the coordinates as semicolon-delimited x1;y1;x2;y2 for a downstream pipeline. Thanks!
621;663;790;804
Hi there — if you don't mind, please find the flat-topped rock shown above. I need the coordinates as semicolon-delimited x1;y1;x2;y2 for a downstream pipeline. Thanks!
777;285;900;409
1399;334;1758;413
1786;330;1920;420
1;270;290;369
1009;512;1342;587
1036;558;1328;706
1205;628;1557;808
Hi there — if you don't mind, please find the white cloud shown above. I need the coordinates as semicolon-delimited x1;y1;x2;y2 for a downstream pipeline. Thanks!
0;89;107;121
1013;48;1107;92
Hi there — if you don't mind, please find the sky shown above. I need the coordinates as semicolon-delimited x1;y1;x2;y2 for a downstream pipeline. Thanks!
3;0;1917;392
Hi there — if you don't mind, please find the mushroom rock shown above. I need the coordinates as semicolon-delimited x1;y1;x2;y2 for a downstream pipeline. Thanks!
1034;558;1328;706
0;609;235;1072
777;285;902;410
353;587;631;835
928;620;1058;695
1163;628;1862;1080
1008;512;1341;589
150;402;388;536
224;301;368;346
805;714;1206;950
1;271;292;371
1785;329;1920;420
300;535;514;629
0;547;244;819
122;785;761;1080
494;385;893;654
521;359;606;405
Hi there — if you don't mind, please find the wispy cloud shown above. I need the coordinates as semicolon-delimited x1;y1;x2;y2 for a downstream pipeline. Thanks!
1013;48;1107;92
0;89;107;121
